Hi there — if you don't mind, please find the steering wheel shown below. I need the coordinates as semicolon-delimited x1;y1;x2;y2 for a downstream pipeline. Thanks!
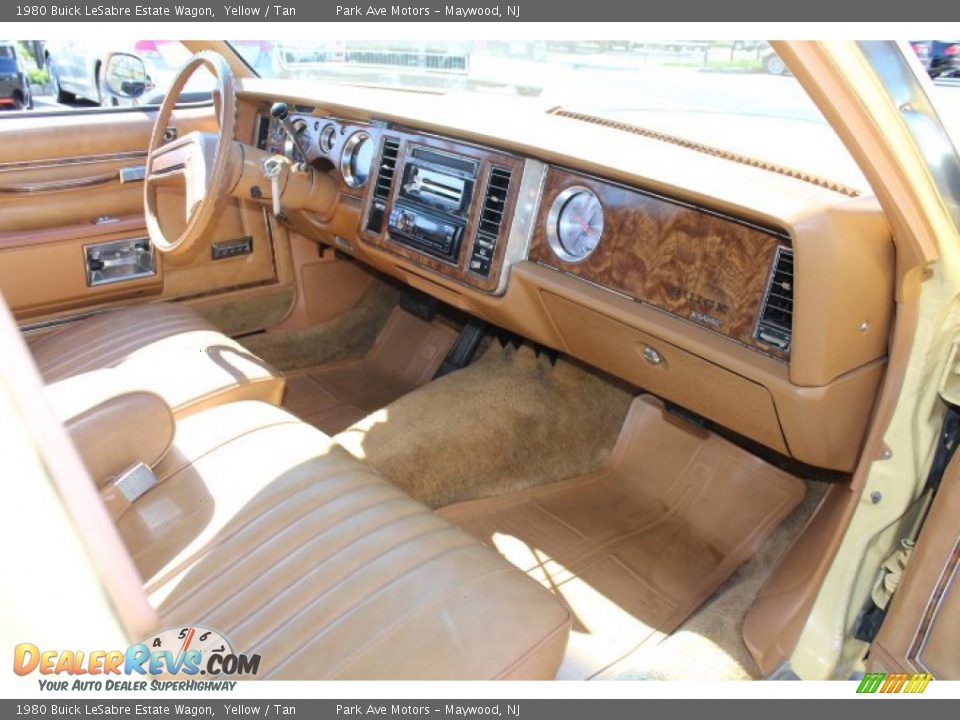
144;51;237;257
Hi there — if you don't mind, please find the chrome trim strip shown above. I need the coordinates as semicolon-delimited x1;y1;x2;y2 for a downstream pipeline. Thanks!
496;158;546;295
0;172;118;194
19;307;115;335
0;151;146;174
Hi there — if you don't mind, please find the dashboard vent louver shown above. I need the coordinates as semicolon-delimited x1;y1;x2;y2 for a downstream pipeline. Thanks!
468;166;512;278
478;166;512;238
365;138;400;235
755;246;794;352
255;115;270;151
374;138;400;200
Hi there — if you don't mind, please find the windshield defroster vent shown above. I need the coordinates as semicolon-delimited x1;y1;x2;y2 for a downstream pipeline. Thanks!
468;166;512;277
755;246;794;352
548;108;861;199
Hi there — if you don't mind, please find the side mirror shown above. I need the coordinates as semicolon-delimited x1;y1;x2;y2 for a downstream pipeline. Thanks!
103;52;147;99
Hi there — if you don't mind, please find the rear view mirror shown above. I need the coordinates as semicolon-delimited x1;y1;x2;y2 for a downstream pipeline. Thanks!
103;52;147;99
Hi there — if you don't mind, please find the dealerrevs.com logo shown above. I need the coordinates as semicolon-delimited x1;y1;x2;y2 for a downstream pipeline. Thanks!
13;626;260;691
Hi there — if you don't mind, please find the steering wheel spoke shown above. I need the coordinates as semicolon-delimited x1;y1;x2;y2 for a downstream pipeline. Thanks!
144;52;236;256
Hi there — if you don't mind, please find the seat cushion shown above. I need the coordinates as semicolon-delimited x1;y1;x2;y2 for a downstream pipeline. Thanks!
28;303;283;416
119;401;571;680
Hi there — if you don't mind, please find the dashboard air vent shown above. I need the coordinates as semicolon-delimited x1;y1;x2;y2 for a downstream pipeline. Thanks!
374;138;400;200
366;138;401;235
468;166;512;277
478;167;512;237
256;115;270;151
755;246;794;352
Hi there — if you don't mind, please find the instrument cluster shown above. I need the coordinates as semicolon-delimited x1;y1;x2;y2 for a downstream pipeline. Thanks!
256;111;376;192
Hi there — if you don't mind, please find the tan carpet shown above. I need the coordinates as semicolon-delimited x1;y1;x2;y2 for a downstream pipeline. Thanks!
239;278;399;372
439;396;807;680
282;307;459;435
335;343;634;508
193;288;295;337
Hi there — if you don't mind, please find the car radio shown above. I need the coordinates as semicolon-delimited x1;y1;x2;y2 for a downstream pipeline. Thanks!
386;145;478;263
388;205;463;263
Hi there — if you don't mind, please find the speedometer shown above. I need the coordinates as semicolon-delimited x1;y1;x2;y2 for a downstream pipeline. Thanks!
546;186;604;263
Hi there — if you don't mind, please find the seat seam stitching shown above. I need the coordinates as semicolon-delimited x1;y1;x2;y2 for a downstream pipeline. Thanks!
257;538;476;678
241;526;465;658
159;491;414;616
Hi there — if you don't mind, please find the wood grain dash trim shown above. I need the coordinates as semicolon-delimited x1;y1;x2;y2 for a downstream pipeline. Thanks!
528;166;791;362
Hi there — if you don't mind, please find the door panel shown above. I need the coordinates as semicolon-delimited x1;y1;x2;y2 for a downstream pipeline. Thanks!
0;103;286;324
869;452;960;678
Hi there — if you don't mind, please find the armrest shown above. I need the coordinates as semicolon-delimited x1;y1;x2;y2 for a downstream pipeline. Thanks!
44;370;175;486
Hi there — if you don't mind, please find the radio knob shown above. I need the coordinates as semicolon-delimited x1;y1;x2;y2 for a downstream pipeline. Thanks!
398;211;415;233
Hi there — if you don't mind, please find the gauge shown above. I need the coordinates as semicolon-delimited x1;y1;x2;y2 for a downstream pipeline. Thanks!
546;186;604;262
319;123;337;153
340;131;374;188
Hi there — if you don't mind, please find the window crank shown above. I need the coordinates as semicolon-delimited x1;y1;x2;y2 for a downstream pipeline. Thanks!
262;156;285;218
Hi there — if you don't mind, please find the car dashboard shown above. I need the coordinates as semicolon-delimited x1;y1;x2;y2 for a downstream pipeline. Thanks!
244;79;895;474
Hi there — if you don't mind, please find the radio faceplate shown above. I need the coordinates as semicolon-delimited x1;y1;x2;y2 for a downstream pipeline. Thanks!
388;202;464;264
396;144;477;218
400;164;471;217
359;128;527;295
386;144;477;264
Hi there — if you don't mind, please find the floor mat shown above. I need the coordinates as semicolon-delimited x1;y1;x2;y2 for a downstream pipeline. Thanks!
283;307;458;434
597;478;827;680
439;395;806;679
335;344;633;508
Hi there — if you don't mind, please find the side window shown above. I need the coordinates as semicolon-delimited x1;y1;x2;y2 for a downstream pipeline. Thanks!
2;40;212;115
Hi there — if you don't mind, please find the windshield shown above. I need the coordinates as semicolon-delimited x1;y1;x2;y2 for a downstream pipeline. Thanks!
238;39;871;189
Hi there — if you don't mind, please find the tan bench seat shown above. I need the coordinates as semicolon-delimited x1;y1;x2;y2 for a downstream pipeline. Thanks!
28;302;283;416
117;401;572;680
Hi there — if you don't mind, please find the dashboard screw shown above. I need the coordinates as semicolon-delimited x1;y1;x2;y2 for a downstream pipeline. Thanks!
881;446;893;460
870;491;882;504
859;321;870;332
